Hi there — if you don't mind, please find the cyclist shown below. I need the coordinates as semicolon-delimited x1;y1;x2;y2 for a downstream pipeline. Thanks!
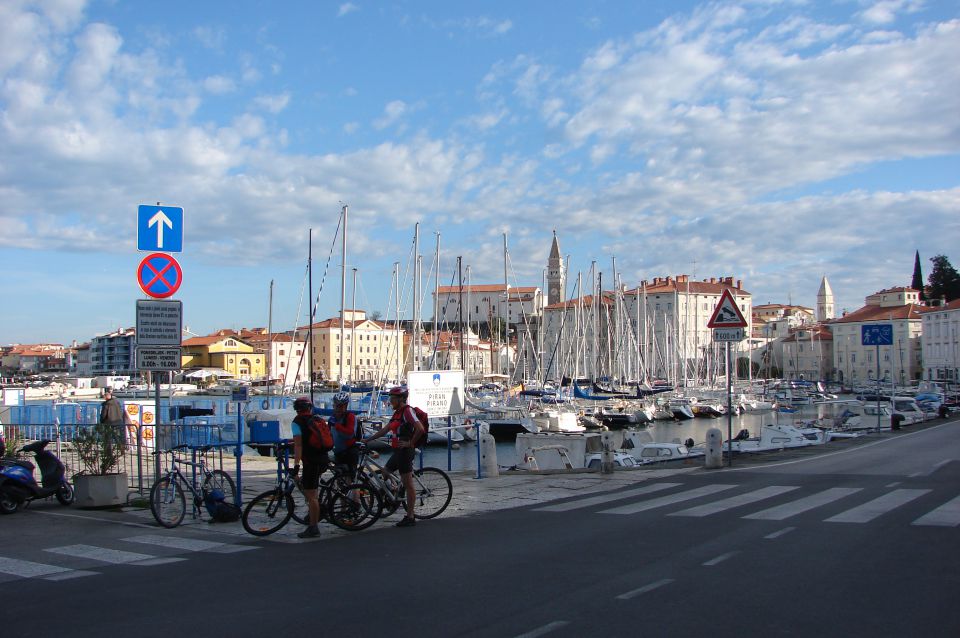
330;392;360;475
363;386;424;527
291;397;327;538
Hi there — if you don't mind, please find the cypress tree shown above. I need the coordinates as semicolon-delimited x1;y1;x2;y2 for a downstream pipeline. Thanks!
911;250;926;302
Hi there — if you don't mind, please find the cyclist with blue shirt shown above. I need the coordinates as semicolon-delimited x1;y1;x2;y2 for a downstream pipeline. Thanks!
290;397;327;539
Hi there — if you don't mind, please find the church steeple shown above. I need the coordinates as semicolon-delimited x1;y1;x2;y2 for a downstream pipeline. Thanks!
817;275;834;322
546;231;565;306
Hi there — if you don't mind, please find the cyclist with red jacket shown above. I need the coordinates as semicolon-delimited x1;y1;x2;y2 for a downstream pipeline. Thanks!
363;387;424;527
330;392;360;474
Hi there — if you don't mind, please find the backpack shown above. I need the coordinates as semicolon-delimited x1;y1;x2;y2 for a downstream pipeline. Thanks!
303;417;334;451
406;406;430;448
203;489;241;523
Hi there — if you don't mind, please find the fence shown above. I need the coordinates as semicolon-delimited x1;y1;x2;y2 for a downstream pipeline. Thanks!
2;421;240;498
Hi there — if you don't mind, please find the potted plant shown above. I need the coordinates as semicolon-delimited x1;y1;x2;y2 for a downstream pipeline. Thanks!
72;421;129;507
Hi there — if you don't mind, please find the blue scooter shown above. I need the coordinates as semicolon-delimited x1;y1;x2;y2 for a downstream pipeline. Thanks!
0;439;75;514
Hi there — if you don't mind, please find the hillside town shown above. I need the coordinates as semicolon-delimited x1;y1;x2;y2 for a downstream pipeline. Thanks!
2;236;959;396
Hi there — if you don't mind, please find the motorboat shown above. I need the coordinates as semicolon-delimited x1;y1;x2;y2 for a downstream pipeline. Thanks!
626;442;701;465
667;398;695;420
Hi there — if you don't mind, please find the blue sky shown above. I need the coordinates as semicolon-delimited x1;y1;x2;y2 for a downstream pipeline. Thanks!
1;0;958;345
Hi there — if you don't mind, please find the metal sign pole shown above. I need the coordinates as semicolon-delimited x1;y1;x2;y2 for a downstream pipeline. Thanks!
726;341;733;467
876;344;881;432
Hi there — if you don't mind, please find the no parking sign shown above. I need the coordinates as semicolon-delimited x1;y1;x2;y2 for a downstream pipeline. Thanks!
137;252;182;299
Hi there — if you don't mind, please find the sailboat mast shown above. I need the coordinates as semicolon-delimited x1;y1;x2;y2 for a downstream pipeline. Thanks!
267;279;273;398
351;267;358;384
394;262;401;383
339;204;348;384
309;228;314;403
414;223;421;373
503;233;510;384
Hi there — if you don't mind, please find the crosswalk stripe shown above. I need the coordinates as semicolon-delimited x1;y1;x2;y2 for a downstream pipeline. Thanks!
0;556;73;578
744;487;863;521
670;486;800;517
599;484;737;515
912;495;960;527
534;483;682;512
825;489;931;524
122;535;227;552
45;544;156;564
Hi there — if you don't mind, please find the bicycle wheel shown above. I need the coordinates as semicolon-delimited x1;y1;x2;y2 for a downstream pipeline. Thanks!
150;476;186;528
327;482;383;531
203;469;236;502
291;480;310;525
242;489;293;536
412;467;452;519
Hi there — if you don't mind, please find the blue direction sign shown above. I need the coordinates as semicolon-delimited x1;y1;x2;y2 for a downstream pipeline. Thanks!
861;324;893;346
138;205;184;252
137;253;183;299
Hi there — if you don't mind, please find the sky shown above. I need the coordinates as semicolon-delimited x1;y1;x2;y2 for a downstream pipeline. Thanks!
1;0;958;346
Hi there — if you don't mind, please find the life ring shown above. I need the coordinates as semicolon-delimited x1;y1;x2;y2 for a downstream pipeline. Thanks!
262;399;269;410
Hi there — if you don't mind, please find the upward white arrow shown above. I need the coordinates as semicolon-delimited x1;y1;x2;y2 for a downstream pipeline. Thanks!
148;210;173;248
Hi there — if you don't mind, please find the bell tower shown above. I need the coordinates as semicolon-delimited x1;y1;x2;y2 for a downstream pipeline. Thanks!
817;275;834;322
547;231;565;306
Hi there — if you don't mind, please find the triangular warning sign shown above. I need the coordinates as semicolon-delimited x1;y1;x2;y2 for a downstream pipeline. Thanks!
707;289;748;328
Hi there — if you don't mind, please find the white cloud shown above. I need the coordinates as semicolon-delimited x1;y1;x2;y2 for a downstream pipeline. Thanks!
193;25;226;51
338;3;358;18
859;0;924;26
203;75;236;94
373;100;408;130
253;92;291;114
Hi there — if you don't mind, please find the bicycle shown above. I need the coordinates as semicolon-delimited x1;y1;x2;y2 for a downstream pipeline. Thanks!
242;443;382;536
149;445;236;528
353;442;452;520
241;442;308;536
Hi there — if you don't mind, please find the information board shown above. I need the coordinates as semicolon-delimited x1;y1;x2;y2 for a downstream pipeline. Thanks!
136;299;183;346
406;370;466;417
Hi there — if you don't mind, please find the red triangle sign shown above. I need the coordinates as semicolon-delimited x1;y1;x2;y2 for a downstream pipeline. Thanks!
707;289;748;328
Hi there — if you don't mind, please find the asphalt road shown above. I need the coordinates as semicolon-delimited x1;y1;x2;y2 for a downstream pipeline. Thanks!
4;421;959;638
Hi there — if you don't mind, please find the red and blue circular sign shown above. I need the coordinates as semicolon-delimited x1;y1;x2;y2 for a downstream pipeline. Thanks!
137;252;183;298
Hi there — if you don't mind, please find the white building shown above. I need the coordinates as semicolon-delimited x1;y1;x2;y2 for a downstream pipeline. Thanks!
828;287;924;386
781;325;834;381
434;284;543;327
541;275;752;384
921;298;960;383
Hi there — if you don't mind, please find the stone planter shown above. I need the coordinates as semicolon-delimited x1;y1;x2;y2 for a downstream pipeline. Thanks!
73;472;128;508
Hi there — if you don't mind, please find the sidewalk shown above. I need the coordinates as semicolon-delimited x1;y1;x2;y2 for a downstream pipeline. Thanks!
118;416;957;543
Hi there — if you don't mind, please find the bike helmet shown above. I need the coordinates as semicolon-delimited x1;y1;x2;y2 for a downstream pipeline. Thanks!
388;386;408;398
293;397;313;412
332;391;350;406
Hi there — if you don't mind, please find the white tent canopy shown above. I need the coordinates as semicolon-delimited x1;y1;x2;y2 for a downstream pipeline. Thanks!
184;369;234;379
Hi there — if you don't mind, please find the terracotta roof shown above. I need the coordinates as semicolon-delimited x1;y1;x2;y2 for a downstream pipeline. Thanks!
296;318;397;331
436;284;538;294
875;286;918;294
920;298;960;313
782;326;833;342
182;335;254;347
544;293;615;310
830;304;924;323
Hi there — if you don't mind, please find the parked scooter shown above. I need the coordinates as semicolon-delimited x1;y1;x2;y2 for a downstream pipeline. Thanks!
0;439;75;514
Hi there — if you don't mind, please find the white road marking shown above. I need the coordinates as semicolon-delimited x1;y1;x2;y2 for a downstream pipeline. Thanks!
909;459;954;478
122;535;226;552
45;544;156;564
703;551;739;566
825;489;930;523
513;621;570;638
599;484;737;515
912;495;960;527
616;578;675;600
745;487;863;521
764;527;797;539
29;509;158;529
670;486;799;517
534;483;681;512
0;556;73;578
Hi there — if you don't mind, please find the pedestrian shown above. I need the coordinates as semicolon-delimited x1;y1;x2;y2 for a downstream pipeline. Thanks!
290;397;329;538
330;392;360;475
99;388;126;425
363;386;424;527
